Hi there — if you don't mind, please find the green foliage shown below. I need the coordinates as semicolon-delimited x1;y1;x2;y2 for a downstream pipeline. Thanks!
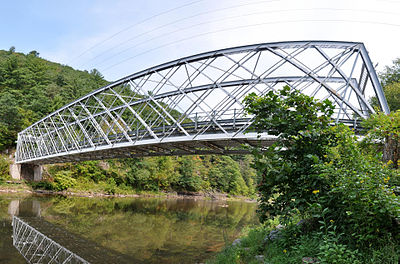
210;222;399;264
30;180;54;190
317;230;361;264
43;155;256;196
0;93;23;149
207;155;249;195
104;178;117;195
244;86;336;222
380;58;400;88
244;85;399;249
176;156;204;192
0;155;10;181
380;82;400;112
370;58;400;112
318;126;400;245
75;161;107;182
363;110;400;168
0;49;108;150
52;171;76;191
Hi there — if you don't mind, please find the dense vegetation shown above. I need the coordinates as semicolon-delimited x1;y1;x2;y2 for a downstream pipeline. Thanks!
0;47;257;196
0;47;108;150
210;60;400;263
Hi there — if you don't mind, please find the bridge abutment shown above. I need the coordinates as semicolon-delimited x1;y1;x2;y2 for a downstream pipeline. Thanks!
21;164;42;181
10;163;42;181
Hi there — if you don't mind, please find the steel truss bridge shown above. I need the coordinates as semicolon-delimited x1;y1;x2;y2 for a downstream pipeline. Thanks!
16;41;389;165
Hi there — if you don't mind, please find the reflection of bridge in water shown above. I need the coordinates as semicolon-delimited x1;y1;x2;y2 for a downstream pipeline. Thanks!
14;41;389;179
13;216;88;264
12;216;134;264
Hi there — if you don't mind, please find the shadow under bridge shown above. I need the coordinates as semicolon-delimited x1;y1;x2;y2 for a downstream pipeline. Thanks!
16;41;389;165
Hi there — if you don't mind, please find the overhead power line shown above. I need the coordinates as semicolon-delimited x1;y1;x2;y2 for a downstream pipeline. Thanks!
99;18;400;73
91;7;400;69
66;0;204;65
80;0;279;68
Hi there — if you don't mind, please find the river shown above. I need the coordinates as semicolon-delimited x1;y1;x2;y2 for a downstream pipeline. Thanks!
0;194;258;263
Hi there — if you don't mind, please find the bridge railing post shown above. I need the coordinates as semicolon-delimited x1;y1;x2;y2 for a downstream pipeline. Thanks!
212;111;216;129
136;121;139;140
233;109;236;129
195;112;198;131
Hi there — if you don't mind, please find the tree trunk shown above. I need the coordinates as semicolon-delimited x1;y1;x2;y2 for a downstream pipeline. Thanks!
383;135;399;169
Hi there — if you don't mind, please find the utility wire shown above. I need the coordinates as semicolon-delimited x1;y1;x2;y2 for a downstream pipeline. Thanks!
92;7;400;69
100;18;400;73
80;0;279;68
66;0;204;65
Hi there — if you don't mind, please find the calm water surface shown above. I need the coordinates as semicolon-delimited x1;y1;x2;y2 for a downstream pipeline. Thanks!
0;194;258;263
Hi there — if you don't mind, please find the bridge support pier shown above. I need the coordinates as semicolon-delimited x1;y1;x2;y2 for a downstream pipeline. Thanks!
14;164;42;181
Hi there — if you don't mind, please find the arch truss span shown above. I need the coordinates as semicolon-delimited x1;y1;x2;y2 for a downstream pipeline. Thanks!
16;41;389;164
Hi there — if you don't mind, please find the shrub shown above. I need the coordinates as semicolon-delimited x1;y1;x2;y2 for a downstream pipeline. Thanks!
53;171;76;191
30;180;54;190
362;110;400;168
0;155;10;181
104;178;117;195
317;233;361;264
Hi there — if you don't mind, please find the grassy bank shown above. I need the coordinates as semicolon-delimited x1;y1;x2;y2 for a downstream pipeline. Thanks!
208;218;400;264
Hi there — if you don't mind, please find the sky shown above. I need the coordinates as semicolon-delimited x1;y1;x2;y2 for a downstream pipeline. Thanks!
0;0;399;81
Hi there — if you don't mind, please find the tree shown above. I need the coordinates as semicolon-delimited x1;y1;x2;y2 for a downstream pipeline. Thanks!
8;46;15;54
375;58;400;112
176;156;204;192
244;86;336;222
244;85;399;247
0;92;23;150
380;58;400;87
363;111;400;168
207;155;248;195
381;82;400;112
28;50;39;57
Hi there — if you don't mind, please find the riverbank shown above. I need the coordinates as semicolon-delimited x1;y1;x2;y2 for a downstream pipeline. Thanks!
208;219;400;264
0;180;256;202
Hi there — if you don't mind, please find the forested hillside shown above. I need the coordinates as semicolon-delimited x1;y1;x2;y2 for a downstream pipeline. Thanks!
0;47;257;196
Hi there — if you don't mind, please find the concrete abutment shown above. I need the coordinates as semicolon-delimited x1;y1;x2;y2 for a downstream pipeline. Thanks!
10;163;42;181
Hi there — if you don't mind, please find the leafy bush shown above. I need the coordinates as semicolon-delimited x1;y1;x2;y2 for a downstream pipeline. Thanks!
0;155;10;181
362;110;400;168
53;171;76;191
317;232;361;264
104;178;117;195
316;125;400;246
30;180;54;190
